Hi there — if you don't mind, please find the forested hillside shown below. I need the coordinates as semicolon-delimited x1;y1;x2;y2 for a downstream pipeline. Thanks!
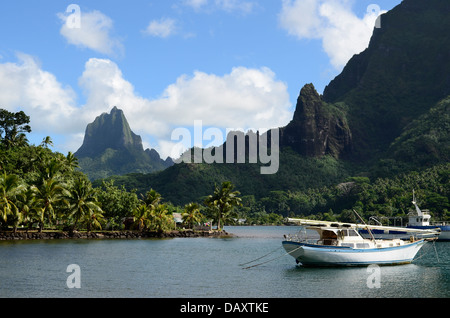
93;0;450;224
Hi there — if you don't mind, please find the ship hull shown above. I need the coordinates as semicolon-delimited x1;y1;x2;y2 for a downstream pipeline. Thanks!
282;240;426;267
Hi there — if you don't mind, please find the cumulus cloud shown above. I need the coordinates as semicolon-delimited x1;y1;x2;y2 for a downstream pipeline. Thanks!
0;53;78;134
78;58;292;158
143;18;177;38
58;9;124;56
279;0;385;69
0;54;291;158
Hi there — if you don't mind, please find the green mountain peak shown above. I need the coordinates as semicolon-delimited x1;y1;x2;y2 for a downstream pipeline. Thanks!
75;107;173;181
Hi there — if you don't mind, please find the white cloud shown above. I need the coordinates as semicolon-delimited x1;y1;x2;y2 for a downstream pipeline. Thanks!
0;55;291;159
143;18;177;38
279;0;385;69
78;58;292;158
58;9;124;56
0;53;79;134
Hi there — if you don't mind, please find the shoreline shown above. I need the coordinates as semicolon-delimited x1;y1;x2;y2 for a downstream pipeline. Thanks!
0;229;233;241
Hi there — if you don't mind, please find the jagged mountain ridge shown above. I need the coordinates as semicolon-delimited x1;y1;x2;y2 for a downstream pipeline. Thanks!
95;0;450;204
280;83;352;159
75;107;173;181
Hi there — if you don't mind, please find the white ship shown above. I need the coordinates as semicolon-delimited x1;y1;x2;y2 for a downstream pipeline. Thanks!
360;191;450;241
283;218;439;267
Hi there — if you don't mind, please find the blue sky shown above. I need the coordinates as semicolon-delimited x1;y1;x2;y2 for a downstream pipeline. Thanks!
0;0;401;159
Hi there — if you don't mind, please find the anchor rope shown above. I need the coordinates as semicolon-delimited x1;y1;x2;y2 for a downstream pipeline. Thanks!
432;240;440;263
242;246;303;270
238;246;282;267
412;240;440;263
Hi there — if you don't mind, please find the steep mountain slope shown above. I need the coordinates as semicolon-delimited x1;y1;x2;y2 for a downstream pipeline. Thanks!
280;83;352;159
384;95;450;173
75;107;173;180
323;0;450;160
94;0;450;206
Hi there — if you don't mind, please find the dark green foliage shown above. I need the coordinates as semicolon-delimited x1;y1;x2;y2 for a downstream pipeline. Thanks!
96;148;351;206
96;180;140;220
0;109;31;149
389;96;450;168
5;0;450;229
96;0;450;214
323;0;450;161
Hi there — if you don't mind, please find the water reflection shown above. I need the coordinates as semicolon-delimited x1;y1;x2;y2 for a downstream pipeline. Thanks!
281;244;450;298
0;228;448;298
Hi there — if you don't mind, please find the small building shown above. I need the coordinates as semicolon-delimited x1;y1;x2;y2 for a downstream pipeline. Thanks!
173;213;183;225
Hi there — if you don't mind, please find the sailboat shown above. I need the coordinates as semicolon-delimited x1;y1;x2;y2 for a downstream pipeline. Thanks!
283;218;439;267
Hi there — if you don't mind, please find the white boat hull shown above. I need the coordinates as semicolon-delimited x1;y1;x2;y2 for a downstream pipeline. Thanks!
282;240;426;267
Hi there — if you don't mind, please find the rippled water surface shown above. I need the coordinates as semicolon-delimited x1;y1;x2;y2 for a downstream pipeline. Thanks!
0;226;448;298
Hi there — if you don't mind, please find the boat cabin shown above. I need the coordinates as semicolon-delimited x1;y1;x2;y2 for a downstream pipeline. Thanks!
409;190;432;227
408;210;431;227
308;225;407;249
312;226;372;247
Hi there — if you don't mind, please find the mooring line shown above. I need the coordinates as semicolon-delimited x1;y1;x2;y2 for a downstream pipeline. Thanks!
412;240;440;263
238;247;282;267
432;240;440;263
242;246;303;270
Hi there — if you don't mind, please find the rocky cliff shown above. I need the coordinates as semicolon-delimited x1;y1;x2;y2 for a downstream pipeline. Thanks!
91;0;450;203
75;107;173;180
281;84;352;159
76;107;143;158
323;0;450;160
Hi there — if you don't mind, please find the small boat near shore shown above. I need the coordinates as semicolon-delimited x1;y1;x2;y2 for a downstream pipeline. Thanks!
359;191;450;241
283;218;439;267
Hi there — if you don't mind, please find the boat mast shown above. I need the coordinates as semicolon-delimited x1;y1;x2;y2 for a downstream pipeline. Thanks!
353;210;376;243
412;189;423;217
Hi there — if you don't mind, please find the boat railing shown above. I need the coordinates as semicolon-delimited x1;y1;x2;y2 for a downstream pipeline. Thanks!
430;221;448;226
369;216;382;226
284;233;317;244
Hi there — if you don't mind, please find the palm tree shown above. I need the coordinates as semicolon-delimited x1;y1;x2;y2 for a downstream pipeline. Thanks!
83;205;104;232
65;152;79;170
43;159;62;180
40;136;53;148
148;204;173;232
140;189;162;207
204;181;242;230
182;202;203;229
31;178;67;232
4;132;29;149
133;204;151;231
16;188;36;231
0;172;24;230
65;176;104;232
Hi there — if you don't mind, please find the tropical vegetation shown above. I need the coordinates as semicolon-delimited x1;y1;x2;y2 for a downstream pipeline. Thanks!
0;106;448;235
0;109;247;233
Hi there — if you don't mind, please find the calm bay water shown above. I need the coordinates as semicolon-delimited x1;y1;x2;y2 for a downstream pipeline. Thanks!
0;226;449;298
